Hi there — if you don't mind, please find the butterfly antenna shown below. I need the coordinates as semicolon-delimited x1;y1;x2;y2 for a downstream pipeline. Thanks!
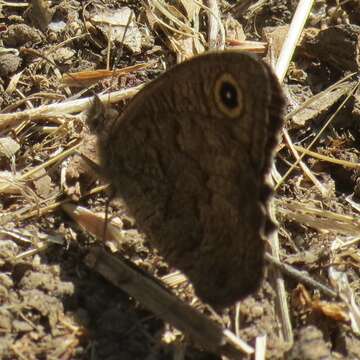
102;187;117;242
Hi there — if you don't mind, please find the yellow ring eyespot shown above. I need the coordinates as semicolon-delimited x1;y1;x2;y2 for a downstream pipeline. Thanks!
214;73;244;118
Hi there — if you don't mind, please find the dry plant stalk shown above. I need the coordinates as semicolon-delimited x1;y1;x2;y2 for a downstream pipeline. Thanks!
85;247;254;358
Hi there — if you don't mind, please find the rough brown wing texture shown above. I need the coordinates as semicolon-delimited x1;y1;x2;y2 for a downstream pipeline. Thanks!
89;51;285;308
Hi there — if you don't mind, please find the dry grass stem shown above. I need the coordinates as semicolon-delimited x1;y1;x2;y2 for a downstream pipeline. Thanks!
265;253;337;298
282;129;328;196
255;333;267;360
270;0;316;345
276;81;360;190
293;145;360;169
161;271;188;287
227;40;267;53
148;0;201;38
275;0;315;82
17;184;109;221
0;1;28;7
0;85;144;130
206;0;221;49
62;62;153;87
85;247;254;358
278;201;360;235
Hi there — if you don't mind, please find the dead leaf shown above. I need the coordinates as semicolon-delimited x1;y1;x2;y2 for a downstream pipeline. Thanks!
293;284;349;323
31;168;54;199
89;7;142;53
62;62;154;87
62;203;126;251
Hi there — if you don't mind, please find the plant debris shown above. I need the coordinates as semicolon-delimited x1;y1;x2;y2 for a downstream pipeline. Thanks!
1;0;360;359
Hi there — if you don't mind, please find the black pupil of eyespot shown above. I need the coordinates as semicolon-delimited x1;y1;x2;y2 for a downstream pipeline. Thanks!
219;81;238;109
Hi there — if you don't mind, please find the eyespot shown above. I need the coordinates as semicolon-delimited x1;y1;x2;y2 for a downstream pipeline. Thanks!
214;73;244;118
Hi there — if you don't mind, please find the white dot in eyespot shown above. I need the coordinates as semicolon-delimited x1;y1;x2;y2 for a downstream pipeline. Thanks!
214;74;244;118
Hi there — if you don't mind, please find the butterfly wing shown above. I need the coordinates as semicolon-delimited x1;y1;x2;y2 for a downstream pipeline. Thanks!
92;52;285;308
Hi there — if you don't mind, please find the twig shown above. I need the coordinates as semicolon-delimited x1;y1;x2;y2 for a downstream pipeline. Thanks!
17;184;109;221
0;1;28;7
278;201;360;235
275;0;315;82
282;130;328;196
206;0;221;49
255;333;267;360
0;85;144;130
227;40;267;53
265;253;338;298
194;0;225;50
292;145;360;169
271;0;316;345
85;247;254;358
346;195;360;215
267;219;293;343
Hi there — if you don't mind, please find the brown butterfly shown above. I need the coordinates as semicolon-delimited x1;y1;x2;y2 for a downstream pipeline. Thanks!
87;51;285;309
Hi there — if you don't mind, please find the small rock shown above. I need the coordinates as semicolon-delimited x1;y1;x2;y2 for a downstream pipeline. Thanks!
0;285;9;300
48;20;66;33
31;168;54;199
52;46;75;65
0;311;12;332
0;240;19;261
288;326;331;360
251;305;264;318
0;273;14;289
2;24;43;47
0;53;21;77
12;320;33;332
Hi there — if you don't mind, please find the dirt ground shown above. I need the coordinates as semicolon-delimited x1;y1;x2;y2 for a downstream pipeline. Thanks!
1;0;360;359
